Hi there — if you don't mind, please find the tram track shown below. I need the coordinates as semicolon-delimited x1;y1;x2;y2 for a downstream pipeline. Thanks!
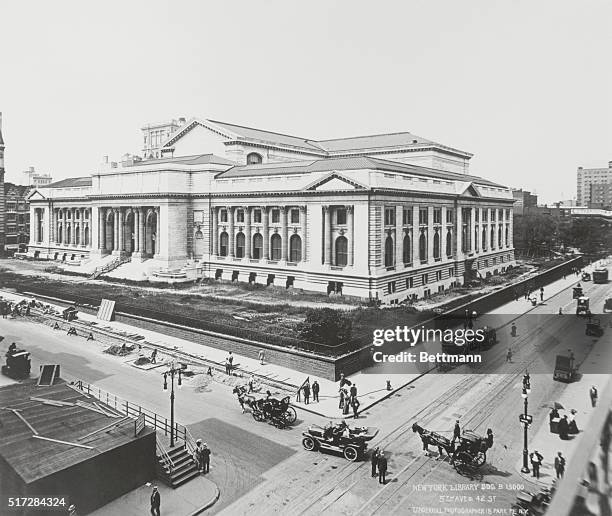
297;278;611;515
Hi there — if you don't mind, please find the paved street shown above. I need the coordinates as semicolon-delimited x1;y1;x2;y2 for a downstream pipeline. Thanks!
0;265;610;515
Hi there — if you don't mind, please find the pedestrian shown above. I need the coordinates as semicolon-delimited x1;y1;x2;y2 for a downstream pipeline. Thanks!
549;407;560;422
343;395;351;415
530;450;543;479
453;420;461;444
371;447;379;477
486;428;494;449
506;348;512;363
351;396;360;418
225;352;233;375
258;349;265;365
524;289;528;300
350;383;357;400
590;386;598;407
511;323;517;337
568;410;579;434
303;383;310;404
201;443;211;473
150;486;161;516
559;415;569;440
522;371;530;390
540;287;544;302
378;451;388;484
558;307;563;315
339;372;352;389
194;439;204;471
312;380;320;402
150;349;157;364
248;375;255;393
554;452;566;479
338;388;345;409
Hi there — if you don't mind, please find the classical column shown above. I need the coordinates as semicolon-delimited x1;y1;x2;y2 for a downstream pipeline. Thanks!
470;207;476;253
394;205;402;267
63;209;69;245
456;205;463;258
212;207;219;256
262;206;270;260
245;207;252;259
300;206;307;262
118;209;124;252
412;205;420;266
113;209;119;251
323;205;331;265
281;206;288;261
133;209;139;253
441;206;448;259
427;206;434;262
347;206;354;266
228;206;235;257
138;207;145;253
155;207;160;255
508;209;513;248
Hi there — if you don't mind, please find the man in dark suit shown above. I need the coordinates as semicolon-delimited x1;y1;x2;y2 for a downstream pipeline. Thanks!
303;383;310;404
453;420;461;444
371;447;379;477
150;486;160;516
378;451;388;484
312;381;320;402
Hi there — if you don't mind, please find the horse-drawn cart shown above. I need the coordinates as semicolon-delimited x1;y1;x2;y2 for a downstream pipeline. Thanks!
233;386;297;429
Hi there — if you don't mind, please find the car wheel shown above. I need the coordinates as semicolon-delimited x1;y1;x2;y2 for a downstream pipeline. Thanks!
302;436;317;451
343;446;358;461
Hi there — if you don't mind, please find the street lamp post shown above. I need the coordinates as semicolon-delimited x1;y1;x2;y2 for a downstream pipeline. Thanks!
163;362;182;448
520;387;531;474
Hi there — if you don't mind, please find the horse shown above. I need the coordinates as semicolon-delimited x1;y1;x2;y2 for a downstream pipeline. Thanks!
233;385;258;413
412;423;454;460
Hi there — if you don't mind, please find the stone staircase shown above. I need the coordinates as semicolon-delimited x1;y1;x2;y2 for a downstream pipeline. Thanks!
89;255;131;280
155;443;201;488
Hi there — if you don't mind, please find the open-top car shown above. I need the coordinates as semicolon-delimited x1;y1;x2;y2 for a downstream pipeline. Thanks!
302;422;379;461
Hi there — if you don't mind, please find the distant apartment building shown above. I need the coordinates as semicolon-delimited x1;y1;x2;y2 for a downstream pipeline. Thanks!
577;162;612;206
511;189;538;215
588;183;612;209
3;182;30;252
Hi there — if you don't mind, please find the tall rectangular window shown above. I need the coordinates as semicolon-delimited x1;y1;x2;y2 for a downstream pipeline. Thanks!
422;273;428;285
291;209;300;224
384;207;395;226
446;209;453;224
337;208;347;225
220;209;228;223
403;208;412;225
271;209;280;223
236;209;244;223
433;208;442;224
419;208;428;225
253;209;262;223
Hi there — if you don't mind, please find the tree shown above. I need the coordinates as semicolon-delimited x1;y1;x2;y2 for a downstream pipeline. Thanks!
559;218;612;255
298;308;352;349
513;214;558;256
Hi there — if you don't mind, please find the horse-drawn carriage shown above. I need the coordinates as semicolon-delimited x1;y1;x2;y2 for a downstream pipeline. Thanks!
412;423;491;473
233;386;297;429
302;422;379;461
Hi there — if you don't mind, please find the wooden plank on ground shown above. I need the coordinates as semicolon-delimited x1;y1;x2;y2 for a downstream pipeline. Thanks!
77;417;132;441
33;435;94;449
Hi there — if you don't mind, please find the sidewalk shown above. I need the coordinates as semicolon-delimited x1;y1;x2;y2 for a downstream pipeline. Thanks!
88;476;219;516
514;295;612;487
0;261;601;420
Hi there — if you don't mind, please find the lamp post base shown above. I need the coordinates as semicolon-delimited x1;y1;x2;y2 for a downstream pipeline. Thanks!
521;466;530;474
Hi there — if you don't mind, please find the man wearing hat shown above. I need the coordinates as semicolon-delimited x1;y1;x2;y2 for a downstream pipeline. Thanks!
194;439;204;472
201;442;211;473
150;485;161;516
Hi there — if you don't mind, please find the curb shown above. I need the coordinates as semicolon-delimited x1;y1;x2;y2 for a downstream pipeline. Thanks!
189;482;220;516
291;367;435;419
514;462;556;489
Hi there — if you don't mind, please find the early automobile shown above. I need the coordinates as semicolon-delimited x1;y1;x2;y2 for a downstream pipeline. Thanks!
2;344;31;379
576;296;590;316
553;355;575;382
593;268;609;284
302;422;379;461
586;318;604;337
582;272;592;282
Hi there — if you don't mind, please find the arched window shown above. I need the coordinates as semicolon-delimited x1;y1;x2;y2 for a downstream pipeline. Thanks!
252;233;263;259
498;227;502;248
270;234;282;260
419;232;427;262
403;234;411;265
384;236;394;267
235;232;245;258
195;230;203;239
446;230;452;258
482;228;487;251
433;231;440;260
219;231;229;256
490;227;495;249
246;152;263;165
289;234;302;262
336;236;348;267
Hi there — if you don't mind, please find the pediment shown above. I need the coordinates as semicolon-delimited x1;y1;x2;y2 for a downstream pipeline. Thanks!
305;172;366;191
458;183;481;197
27;190;46;201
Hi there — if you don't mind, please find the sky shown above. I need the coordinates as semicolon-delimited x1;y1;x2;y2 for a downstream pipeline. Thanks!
0;0;610;203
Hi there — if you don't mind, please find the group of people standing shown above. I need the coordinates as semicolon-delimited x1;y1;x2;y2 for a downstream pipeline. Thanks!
370;447;388;484
339;374;360;418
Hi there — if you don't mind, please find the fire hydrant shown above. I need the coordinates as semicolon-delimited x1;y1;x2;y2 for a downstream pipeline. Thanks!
386;380;392;391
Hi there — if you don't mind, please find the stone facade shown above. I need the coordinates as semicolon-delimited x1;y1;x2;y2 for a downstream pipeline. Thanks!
27;118;515;302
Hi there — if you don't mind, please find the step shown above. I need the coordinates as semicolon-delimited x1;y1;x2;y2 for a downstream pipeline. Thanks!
171;468;201;488
158;455;195;476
